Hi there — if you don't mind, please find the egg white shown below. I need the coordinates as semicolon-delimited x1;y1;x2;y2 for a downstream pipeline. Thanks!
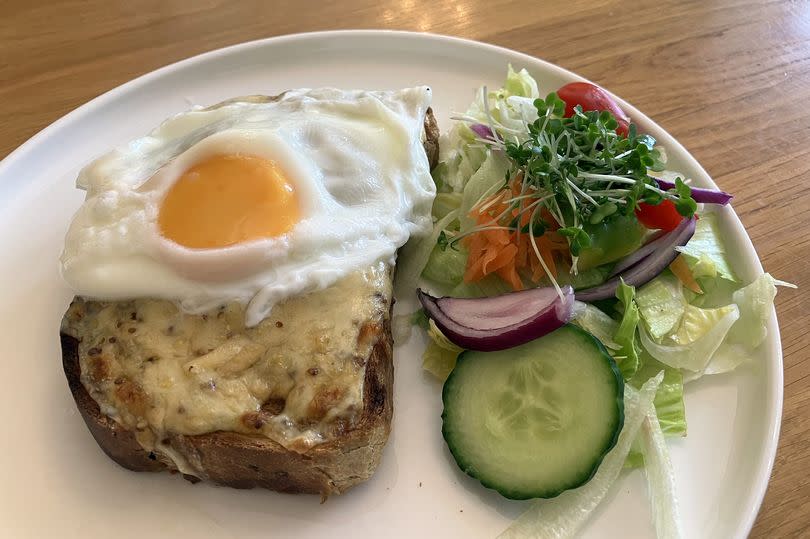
61;87;435;325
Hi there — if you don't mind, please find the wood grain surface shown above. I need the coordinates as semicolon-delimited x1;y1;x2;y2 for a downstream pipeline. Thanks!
2;0;808;537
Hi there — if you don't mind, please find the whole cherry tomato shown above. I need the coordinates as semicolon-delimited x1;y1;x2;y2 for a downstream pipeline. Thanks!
557;82;630;137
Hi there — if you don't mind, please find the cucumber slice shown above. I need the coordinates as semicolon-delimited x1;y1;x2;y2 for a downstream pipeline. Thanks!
441;324;624;499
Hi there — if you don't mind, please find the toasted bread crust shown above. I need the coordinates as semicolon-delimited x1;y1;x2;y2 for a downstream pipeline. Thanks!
423;107;440;170
61;315;393;496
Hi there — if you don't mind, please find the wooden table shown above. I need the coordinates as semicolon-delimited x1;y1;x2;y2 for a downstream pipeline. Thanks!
2;1;807;536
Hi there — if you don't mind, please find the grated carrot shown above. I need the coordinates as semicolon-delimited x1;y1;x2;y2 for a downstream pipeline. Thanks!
669;255;702;294
462;178;571;290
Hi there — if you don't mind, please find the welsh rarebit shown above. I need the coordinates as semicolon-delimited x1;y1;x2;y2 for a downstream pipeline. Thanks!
59;89;439;497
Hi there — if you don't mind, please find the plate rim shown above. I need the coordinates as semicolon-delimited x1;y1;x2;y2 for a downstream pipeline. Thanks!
0;29;783;538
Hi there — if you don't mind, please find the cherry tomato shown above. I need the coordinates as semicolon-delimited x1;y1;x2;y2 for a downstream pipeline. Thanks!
557;82;630;137
635;200;683;232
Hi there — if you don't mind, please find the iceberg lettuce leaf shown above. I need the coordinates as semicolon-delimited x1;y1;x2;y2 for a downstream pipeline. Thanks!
630;355;686;437
639;406;684;539
727;272;778;348
636;273;686;341
669;303;739;345
639;305;740;372
572;303;620;350
422;341;460;382
431;192;463;221
675;212;738;282
423;243;468;287
459;150;510;230
614;281;641;379
421;320;463;381
395;209;459;298
504;64;540;99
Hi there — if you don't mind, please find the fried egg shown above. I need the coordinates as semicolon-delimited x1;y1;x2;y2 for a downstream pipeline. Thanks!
60;87;435;326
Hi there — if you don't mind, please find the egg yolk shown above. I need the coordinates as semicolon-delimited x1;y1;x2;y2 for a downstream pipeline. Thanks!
158;154;300;249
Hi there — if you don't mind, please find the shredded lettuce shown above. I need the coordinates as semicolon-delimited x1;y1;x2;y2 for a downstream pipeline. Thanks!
431;65;537;196
432;192;462;221
504;64;541;100
727;273;778;348
614;281;641;379
636;267;783;380
639;405;684;539
625;438;645;469
626;355;686;469
636;273;686;340
698;341;753;378
394;209;459;298
433;126;487;193
421;320;463;381
422;243;468;287
669;304;739;345
572;303;620;350
458;151;510;230
675;212;738;282
639;305;740;372
497;374;663;539
422;341;460;382
631;355;686;437
685;273;782;377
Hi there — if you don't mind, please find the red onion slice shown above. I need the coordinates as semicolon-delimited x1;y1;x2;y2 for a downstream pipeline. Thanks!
470;123;496;141
576;217;696;302
417;285;575;352
651;176;733;205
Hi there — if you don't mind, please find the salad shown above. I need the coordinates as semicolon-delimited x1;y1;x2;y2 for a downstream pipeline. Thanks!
400;66;793;538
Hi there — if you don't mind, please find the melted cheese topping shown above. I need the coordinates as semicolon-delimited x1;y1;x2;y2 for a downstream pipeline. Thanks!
62;263;391;464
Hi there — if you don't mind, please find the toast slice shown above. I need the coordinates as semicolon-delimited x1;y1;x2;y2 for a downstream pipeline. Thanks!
60;302;393;496
58;99;439;498
61;264;394;497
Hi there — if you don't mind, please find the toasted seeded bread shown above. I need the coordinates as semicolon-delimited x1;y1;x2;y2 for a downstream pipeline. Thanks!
60;314;393;496
58;97;439;498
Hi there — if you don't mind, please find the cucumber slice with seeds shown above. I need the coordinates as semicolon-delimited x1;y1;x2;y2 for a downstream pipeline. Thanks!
441;324;624;499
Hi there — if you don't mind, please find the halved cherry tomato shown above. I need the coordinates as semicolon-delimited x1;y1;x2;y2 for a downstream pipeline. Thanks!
557;82;630;137
635;200;683;232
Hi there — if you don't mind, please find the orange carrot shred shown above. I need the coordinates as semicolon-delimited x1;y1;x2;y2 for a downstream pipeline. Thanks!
670;255;702;294
462;177;575;291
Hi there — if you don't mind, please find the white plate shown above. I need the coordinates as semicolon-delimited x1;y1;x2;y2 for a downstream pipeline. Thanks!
0;31;781;538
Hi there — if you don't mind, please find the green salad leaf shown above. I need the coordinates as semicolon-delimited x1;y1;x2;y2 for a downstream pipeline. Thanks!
503;64;540;99
458;151;510;230
638;403;684;538
614;281;641;379
636;273;686;340
394;209;459;298
727;273;779;348
421;320;463;382
630;355;686;437
675;212;738;282
572;303;620;350
639;303;740;373
422;243;468;287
